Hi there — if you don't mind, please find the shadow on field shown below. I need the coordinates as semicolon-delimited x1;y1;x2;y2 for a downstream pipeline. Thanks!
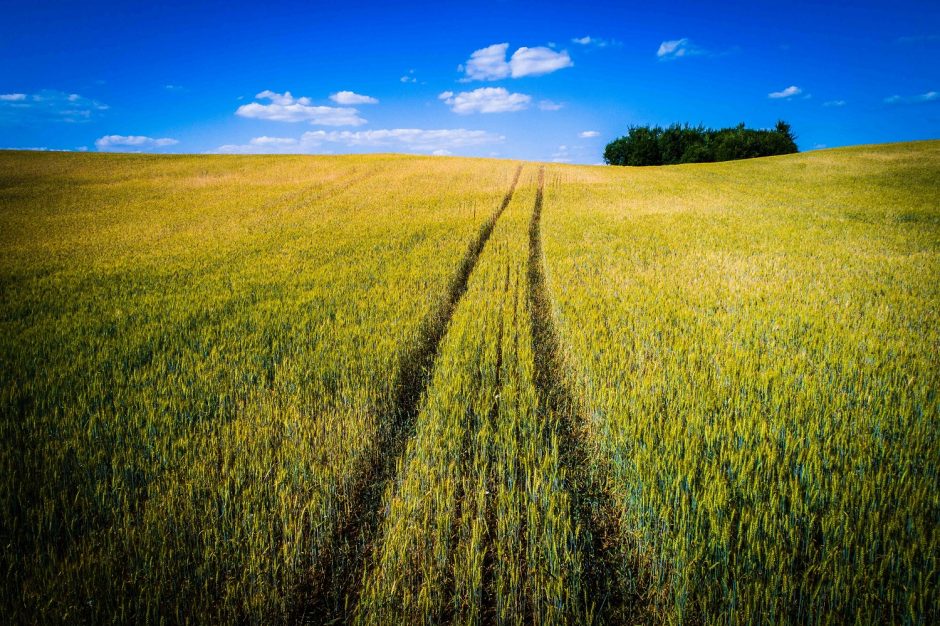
526;167;630;623
299;164;523;624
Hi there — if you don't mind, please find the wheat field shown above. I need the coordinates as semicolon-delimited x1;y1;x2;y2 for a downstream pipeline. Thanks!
1;142;937;624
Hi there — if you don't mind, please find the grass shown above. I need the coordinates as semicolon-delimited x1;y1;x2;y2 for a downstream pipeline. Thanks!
1;141;937;624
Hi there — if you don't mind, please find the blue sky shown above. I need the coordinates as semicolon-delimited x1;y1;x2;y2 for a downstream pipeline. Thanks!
2;0;938;163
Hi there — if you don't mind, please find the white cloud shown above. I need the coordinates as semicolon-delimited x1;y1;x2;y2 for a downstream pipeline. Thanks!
823;100;846;107
439;87;531;114
768;85;802;99
213;136;297;153
250;136;298;146
95;135;179;151
235;90;366;125
572;36;621;48
0;90;108;122
213;128;503;155
579;130;600;138
538;100;564;111
305;128;502;151
253;90;295;105
431;149;452;156
400;69;418;83
212;144;270;155
509;46;574;77
3;145;77;153
884;90;938;104
462;43;512;80
330;91;379;105
657;38;703;60
551;144;571;163
460;43;573;80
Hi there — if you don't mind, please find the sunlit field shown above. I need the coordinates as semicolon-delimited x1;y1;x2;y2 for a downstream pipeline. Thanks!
1;142;937;624
540;141;939;623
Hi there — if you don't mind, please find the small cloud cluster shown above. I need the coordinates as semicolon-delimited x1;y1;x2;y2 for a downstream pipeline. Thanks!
461;43;573;80
657;38;703;60
551;139;600;164
0;90;108;123
1;145;88;152
571;35;621;48
551;144;571;163
249;136;298;146
823;100;846;107
439;88;531;114
768;85;802;99
511;46;573;78
307;129;502;151
400;69;418;83
538;100;564;111
329;91;379;105
236;90;366;126
884;91;937;104
214;128;503;155
95;135;179;151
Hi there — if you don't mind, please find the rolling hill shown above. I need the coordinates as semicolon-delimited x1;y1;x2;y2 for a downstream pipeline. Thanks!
1;142;937;624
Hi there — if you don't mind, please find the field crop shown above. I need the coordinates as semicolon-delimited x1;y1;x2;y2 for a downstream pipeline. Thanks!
540;141;940;623
356;168;587;625
1;142;937;624
0;152;522;622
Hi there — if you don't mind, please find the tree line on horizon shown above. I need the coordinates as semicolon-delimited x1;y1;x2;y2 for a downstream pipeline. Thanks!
604;121;798;166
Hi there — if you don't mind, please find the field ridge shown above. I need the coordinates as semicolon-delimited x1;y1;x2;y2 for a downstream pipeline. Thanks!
479;262;509;623
526;166;625;622
304;163;523;622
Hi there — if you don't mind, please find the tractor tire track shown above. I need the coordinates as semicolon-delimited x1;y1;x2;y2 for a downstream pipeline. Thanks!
526;166;622;623
301;164;523;624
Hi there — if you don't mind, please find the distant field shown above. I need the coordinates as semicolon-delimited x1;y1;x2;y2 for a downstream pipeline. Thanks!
1;143;937;624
